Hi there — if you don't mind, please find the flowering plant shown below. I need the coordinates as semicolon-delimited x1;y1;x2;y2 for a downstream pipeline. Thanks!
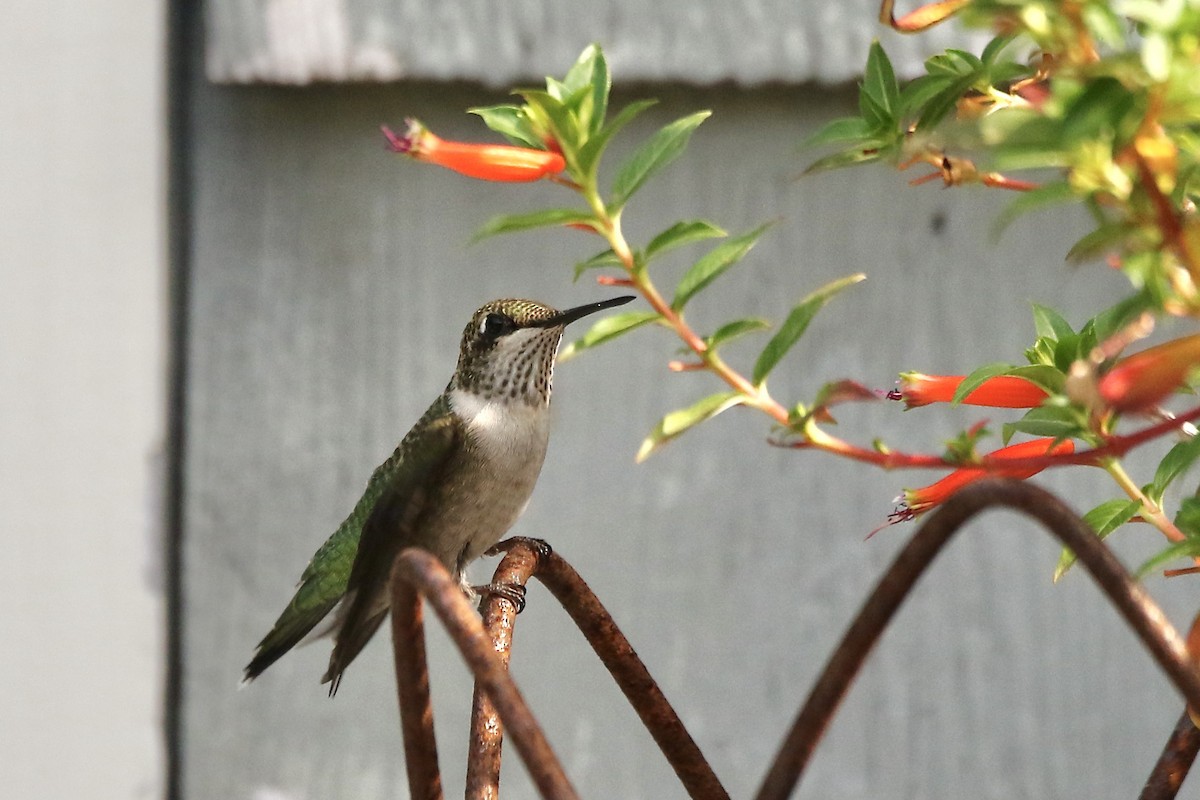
389;1;1200;581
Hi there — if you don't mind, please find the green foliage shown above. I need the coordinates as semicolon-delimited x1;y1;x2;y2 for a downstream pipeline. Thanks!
706;318;772;350
474;209;598;241
803;3;1200;316
560;311;661;361
753;274;866;386
644;220;728;263
434;36;1200;585
1054;498;1142;581
610;111;711;210
1145;435;1200;507
942;423;991;464
636;392;745;462
672;223;772;311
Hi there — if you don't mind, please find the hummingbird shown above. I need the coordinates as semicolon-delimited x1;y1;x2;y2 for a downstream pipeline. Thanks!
243;294;635;693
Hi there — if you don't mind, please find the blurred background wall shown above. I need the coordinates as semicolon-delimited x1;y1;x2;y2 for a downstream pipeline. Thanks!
7;0;1200;798
0;1;166;798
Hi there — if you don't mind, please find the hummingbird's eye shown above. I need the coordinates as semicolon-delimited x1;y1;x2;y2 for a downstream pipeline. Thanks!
479;313;516;339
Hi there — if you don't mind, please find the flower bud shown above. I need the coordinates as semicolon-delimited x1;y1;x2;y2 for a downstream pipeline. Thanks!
1098;333;1200;412
384;119;565;182
898;437;1074;518
897;373;1048;409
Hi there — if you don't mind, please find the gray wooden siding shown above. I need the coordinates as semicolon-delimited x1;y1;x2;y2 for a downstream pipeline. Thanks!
2;1;166;798
183;72;1199;798
205;0;991;85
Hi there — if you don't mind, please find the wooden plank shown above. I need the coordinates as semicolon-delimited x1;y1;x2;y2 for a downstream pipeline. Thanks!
205;0;990;85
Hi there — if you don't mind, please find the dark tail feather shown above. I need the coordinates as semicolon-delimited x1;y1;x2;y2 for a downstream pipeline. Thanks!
242;602;335;684
321;609;389;695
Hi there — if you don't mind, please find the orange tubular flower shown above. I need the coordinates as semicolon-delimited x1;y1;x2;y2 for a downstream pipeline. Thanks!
383;118;565;182
892;437;1075;522
897;373;1049;409
1098;333;1200;412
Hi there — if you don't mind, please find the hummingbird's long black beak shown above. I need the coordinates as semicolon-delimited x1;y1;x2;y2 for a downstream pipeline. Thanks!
533;295;636;328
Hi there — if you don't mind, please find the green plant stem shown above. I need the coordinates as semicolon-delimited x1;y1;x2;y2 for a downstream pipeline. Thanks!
583;188;790;424
579;172;1200;486
1103;457;1187;543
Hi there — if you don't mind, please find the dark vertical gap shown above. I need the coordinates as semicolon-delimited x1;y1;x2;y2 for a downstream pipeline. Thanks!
165;0;196;797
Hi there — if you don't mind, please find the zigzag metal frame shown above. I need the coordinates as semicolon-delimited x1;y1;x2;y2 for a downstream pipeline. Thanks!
387;478;1200;800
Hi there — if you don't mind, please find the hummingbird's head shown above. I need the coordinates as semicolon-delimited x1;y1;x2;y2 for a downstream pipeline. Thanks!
453;295;635;403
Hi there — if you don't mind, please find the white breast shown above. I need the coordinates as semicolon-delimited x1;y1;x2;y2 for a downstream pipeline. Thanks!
449;388;552;461
440;388;552;571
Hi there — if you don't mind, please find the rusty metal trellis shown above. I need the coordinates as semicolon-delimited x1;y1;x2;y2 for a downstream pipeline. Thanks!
388;478;1200;799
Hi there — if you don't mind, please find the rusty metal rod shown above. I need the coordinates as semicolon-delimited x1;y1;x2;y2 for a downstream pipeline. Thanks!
465;545;540;800
536;550;731;800
1140;710;1200;800
754;478;1200;800
390;557;443;800
395;548;581;800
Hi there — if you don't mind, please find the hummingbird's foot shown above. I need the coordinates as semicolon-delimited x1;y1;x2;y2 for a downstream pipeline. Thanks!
486;536;553;560
473;581;528;613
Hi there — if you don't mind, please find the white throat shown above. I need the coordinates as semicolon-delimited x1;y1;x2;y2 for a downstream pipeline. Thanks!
448;387;552;458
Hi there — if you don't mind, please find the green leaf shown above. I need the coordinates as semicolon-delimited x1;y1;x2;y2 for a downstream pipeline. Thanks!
576;99;658;181
519;89;579;153
1054;498;1141;581
859;88;892;131
636;391;745;462
1066;223;1137;264
559;310;659;361
801;116;873;149
752;273;866;385
1146;435;1200;506
926;49;984;77
980;34;1017;65
1175;497;1200;538
1061;77;1136;145
562;44;610;138
706;317;772;350
1007;364;1066;394
862;41;899;119
803;144;887;174
1000;405;1086;443
645;220;727;263
468;104;543;148
1051;330;1086;371
1031;304;1075;340
672;223;772;311
953;362;1016;404
572;248;623;282
610;111;711;209
473;208;597;241
915;73;977;131
897;74;956;117
1136;537;1200;579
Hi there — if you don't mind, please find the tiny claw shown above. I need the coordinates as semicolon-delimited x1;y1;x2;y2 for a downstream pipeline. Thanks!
487;536;553;560
474;582;528;613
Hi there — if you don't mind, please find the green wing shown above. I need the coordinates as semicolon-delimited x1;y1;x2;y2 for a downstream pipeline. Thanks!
242;394;455;683
322;400;463;692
